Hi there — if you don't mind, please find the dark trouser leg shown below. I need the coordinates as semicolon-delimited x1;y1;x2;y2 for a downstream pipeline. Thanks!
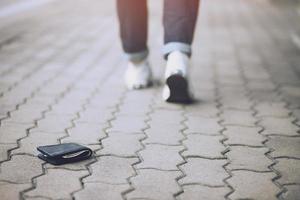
117;0;148;62
163;0;200;58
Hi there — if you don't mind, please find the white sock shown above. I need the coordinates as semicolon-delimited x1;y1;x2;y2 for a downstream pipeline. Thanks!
165;51;189;79
124;59;152;90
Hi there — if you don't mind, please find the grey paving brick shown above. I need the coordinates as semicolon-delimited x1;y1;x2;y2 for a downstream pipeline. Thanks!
32;114;72;134
182;134;225;159
178;185;230;200
281;185;300;200
62;122;106;145
221;109;256;127
137;144;184;170
75;182;128;200
255;102;290;118
266;136;300;159
0;182;31;200
185;103;219;118
12;132;65;155
126;169;181;200
84;156;138;184
76;108;113;124
185;116;222;135
261;117;299;136
179;158;228;186
145;126;183;145
0;123;29;143
0;155;43;183
100;133;144;157
109;116;146;133
228;171;279;200
226;146;272;171
274;158;300;185
25;169;88;200
0;144;17;162
223;126;265;146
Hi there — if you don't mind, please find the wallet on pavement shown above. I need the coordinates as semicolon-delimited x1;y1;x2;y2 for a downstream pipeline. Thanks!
37;143;93;165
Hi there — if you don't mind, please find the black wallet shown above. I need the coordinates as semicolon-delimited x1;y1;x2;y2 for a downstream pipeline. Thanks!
37;143;93;165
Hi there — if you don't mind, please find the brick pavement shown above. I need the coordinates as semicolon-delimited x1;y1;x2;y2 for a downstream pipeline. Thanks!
0;0;300;199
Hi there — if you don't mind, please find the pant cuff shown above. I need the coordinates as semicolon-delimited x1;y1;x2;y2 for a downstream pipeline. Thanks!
124;49;149;63
163;42;192;59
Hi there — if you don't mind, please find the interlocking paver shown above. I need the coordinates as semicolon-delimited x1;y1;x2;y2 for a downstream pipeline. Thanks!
228;171;279;200
185;116;222;135
137;144;184;171
109;116;146;133
145;126;183;145
261;117;299;136
31;114;72;134
74;182;128;200
0;155;43;183
84;156;138;184
255;102;290;118
0;122;29;143
182;134;225;159
178;185;230;200
221;109;256;127
0;182;31;200
0;144;17;162
185;103;218;118
62;122;106;145
266;136;300;159
100;133;144;157
274;158;300;185
226;146;272;171
179;158;228;186
25;169;88;200
223;126;265;146
126;169;182;200
281;185;300;200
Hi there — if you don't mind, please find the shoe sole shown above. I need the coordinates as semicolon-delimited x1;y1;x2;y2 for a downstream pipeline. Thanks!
165;74;191;103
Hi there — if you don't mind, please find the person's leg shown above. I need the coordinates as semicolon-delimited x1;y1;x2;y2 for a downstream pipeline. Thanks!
117;0;152;89
162;0;200;103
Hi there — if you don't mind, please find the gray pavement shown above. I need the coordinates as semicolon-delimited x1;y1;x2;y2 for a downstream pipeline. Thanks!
0;0;300;199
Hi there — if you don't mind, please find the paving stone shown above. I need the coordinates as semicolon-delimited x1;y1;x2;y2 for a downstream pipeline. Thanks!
32;115;72;134
185;103;218;118
0;155;43;183
274;158;300;185
12;132;65;155
226;146;272;171
0;123;29;143
185;117;222;135
261;117;299;136
223;126;265;146
221;109;256;127
25;169;88;199
126;169;181;200
179;158;228;186
0;182;31;200
178;185;230;200
266;136;300;159
0;144;17;162
281;185;300;200
74;182;128;200
100;133;144;157
76;108;113;124
145;126;183;145
255;102;290;118
137;144;184;170
62;122;106;144
8;109;43;124
182;134;225;159
228;171;280;200
109;116;146;133
84;156;138;184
